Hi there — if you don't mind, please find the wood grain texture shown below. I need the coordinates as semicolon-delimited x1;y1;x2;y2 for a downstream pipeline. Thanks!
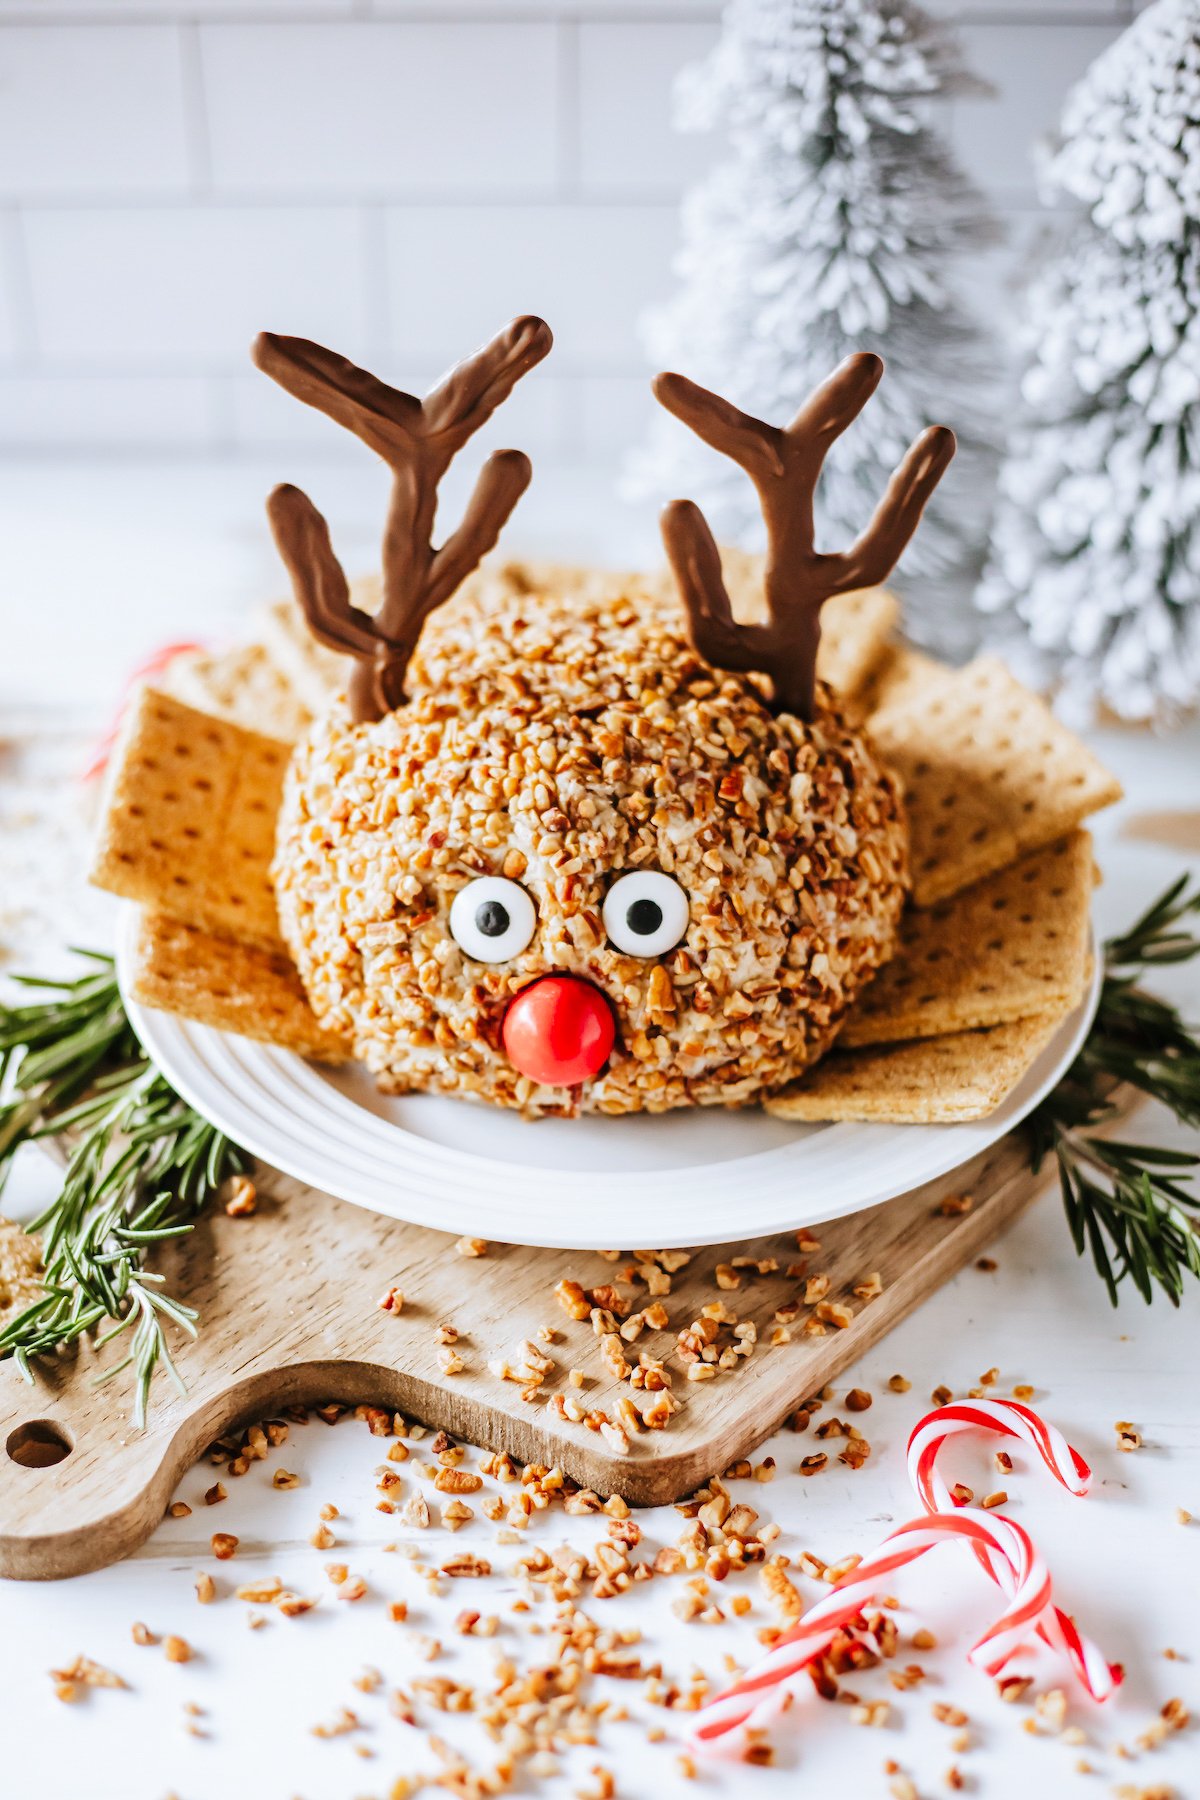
1121;810;1200;854
0;1130;1063;1580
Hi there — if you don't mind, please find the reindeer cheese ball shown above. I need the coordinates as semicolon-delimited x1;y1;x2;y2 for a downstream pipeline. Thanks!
256;318;953;1117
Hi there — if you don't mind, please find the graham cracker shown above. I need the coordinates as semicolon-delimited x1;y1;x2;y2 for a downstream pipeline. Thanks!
257;554;897;714
257;566;622;710
857;643;946;721
481;557;634;604
131;911;349;1063
840;832;1095;1048
714;545;898;702
819;587;901;703
256;591;359;711
160;640;315;743
868;656;1123;906
764;1009;1067;1125
90;686;287;951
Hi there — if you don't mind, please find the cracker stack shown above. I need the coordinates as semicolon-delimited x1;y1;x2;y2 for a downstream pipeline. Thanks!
90;557;1122;1120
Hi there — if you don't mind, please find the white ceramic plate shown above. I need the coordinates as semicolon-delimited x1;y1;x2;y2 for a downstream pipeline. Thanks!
116;905;1100;1251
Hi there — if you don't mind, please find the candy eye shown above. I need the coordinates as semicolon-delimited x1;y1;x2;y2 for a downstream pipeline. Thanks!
449;876;537;964
603;871;689;957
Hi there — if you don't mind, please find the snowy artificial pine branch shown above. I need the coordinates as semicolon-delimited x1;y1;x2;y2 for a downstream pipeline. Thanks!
977;0;1200;725
625;0;1001;658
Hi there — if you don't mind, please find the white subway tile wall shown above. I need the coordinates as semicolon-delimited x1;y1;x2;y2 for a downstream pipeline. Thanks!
0;213;23;361
0;3;1136;455
24;207;375;363
382;203;678;367
200;23;563;197
0;26;193;198
951;21;1128;199
576;22;719;193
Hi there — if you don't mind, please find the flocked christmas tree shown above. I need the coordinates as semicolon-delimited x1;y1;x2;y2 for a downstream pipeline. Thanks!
625;0;998;656
978;0;1200;725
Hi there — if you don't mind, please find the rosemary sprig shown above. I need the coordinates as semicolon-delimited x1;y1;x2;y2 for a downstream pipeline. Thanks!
1;879;1197;1430
0;952;248;1425
1028;874;1200;1306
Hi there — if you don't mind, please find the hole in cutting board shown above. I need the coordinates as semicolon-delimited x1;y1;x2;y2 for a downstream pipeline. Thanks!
6;1419;73;1468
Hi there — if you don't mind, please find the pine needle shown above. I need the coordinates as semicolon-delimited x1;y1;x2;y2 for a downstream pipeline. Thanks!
1027;875;1200;1305
2;878;1197;1433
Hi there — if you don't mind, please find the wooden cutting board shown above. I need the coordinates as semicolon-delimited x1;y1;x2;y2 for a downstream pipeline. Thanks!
0;1119;1074;1582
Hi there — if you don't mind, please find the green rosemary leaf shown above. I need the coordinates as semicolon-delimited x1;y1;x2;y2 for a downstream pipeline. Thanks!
0;951;248;1420
2;871;1197;1429
1030;873;1200;1306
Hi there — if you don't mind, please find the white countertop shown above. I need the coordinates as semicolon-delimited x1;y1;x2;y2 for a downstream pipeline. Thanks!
1;459;1198;1800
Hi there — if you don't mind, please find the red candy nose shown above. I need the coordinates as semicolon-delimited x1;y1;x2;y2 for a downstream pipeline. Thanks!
502;975;615;1088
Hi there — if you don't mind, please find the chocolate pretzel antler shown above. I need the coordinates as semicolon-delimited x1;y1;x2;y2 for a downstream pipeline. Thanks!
253;316;553;723
654;353;956;720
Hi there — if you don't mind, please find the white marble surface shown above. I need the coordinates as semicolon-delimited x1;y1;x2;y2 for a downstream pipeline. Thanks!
0;460;1198;1800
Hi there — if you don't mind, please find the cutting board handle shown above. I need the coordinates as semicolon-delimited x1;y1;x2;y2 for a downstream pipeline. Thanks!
0;1135;1066;1578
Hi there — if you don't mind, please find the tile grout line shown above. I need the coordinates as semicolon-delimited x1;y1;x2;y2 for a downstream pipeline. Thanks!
0;189;1060;212
554;15;581;202
0;357;663;382
361;201;392;360
1;206;40;366
178;18;214;197
205;368;236;454
0;3;1127;430
0;6;1134;23
0;191;697;215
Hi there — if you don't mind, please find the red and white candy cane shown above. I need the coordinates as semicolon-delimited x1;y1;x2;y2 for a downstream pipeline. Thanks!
908;1398;1121;1702
694;1400;1122;1753
908;1398;1090;1510
693;1506;1050;1750
81;639;206;782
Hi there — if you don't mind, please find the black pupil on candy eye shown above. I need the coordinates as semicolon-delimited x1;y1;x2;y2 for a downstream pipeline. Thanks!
626;898;664;937
476;900;511;939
